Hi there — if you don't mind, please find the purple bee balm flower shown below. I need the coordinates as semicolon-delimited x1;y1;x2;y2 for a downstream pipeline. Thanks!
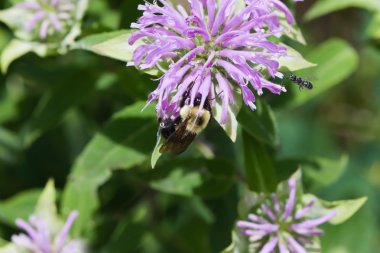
16;0;75;40
11;211;85;253
237;178;336;253
129;0;296;124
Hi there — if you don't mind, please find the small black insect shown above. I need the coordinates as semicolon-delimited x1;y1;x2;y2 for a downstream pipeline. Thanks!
289;74;313;90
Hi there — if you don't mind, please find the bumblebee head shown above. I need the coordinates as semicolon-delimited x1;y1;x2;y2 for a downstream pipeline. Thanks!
159;118;177;139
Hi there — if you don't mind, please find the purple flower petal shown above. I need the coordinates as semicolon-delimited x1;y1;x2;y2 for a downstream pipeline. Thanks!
259;235;278;253
261;203;277;221
215;72;234;124
271;193;281;214
291;211;336;230
49;13;63;32
55;211;79;251
278;240;290;253
282;178;296;220
39;19;50;39
18;0;75;40
286;235;308;253
15;218;39;242
13;210;82;253
295;200;316;220
237;221;279;232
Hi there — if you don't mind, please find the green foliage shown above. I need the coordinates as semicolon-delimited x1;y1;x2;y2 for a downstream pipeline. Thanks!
318;196;368;225
74;30;133;62
289;38;359;107
238;100;278;146
62;102;156;236
303;155;348;190
305;0;380;20
278;44;317;71
0;189;40;226
76;30;160;76
212;94;242;142
0;39;47;73
0;0;378;252
242;131;276;193
150;168;202;196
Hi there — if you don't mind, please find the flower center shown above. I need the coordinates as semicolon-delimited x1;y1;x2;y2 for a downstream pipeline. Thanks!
278;219;290;232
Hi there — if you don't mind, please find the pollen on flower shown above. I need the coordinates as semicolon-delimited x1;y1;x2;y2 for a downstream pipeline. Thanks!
17;0;76;40
129;0;294;123
237;177;336;253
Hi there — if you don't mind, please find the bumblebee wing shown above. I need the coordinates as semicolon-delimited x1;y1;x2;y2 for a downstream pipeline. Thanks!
159;119;196;156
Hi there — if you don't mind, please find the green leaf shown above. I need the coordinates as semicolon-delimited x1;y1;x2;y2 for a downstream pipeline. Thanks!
35;180;61;232
324;197;368;225
74;30;133;63
242;130;276;193
0;189;41;226
0;239;7;247
75;0;89;21
275;156;348;190
305;0;380;21
0;127;21;165
303;155;348;190
212;95;242;142
151;131;164;168
20;73;97;147
87;1;121;29
98;201;151;253
0;28;10;52
304;194;367;225
75;30;160;76
0;83;23;125
0;39;48;73
367;12;380;39
0;244;19;253
62;101;157;236
147;158;235;198
321;205;376;253
289;38;358;107
284;24;307;45
193;159;236;198
279;44;317;71
237;100;278;146
0;7;26;31
150;168;202;196
221;231;246;253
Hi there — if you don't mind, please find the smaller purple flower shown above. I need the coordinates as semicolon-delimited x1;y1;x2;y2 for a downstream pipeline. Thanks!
11;210;85;253
16;0;75;40
237;177;336;253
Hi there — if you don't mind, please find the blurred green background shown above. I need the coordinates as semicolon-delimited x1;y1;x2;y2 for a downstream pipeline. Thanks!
0;0;379;252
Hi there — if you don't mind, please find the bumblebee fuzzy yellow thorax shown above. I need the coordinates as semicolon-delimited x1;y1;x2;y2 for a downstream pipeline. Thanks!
180;106;211;134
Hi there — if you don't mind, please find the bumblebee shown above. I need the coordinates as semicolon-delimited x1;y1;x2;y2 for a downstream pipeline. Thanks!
158;93;211;155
